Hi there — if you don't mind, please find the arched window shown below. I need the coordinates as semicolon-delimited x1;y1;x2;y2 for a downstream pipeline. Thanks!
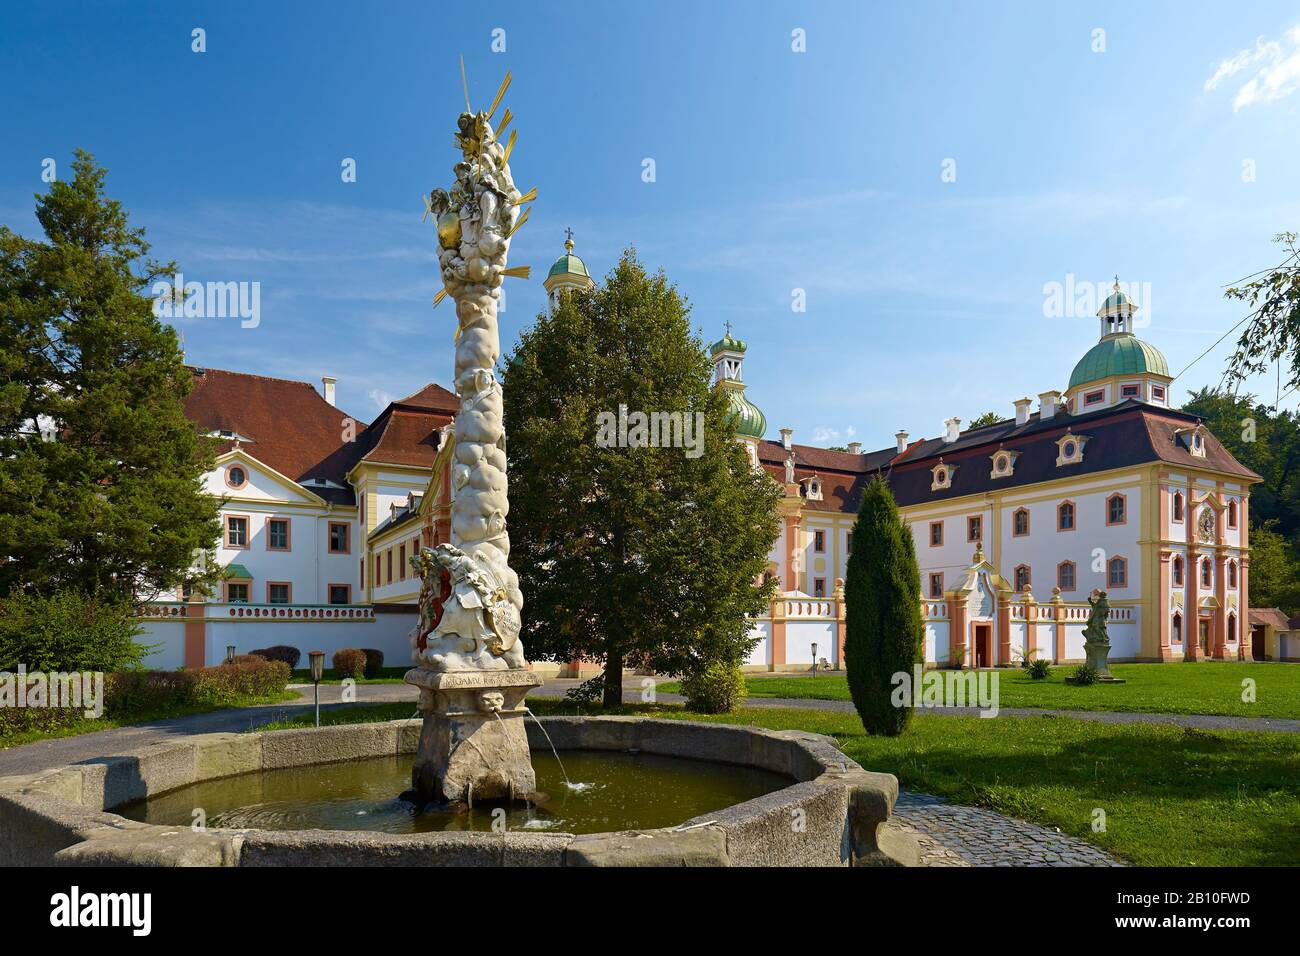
1172;492;1184;522
1172;612;1183;644
1013;508;1030;537
1173;555;1184;586
1228;561;1237;589
1107;556;1128;588
1201;559;1212;588
1106;493;1126;526
1014;565;1031;592
1227;500;1238;529
1057;501;1075;531
1057;561;1076;591
1228;613;1237;643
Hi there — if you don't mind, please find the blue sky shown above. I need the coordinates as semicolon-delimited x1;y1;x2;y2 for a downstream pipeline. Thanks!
3;1;1298;450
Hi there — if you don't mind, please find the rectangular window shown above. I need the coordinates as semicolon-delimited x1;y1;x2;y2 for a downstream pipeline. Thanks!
400;544;407;580
929;573;944;599
1057;502;1074;531
967;516;982;542
1058;562;1075;590
1108;559;1127;587
328;584;350;605
1151;385;1166;401
846;532;853;554
225;582;249;603
387;549;393;583
225;515;248;549
360;559;364;588
813;529;826;553
267;518;290;550
812;577;826;598
375;555;382;586
267;582;291;604
1107;495;1126;525
929;521;943;546
1120;383;1140;399
1084;389;1104;406
1013;509;1030;536
328;522;350;554
1014;566;1031;592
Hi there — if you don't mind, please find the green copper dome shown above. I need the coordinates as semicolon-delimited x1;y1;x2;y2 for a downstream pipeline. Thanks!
1069;334;1169;389
724;386;766;439
547;253;590;279
710;331;747;355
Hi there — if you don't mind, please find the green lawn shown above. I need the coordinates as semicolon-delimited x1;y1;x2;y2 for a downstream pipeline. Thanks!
661;662;1300;720
260;697;1300;866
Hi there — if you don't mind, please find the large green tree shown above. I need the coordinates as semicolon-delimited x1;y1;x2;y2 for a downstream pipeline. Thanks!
0;151;220;603
501;249;781;708
844;477;922;736
1224;231;1300;400
1182;388;1300;614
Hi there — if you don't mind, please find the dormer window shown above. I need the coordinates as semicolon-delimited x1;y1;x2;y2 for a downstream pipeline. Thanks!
989;450;1018;479
930;462;955;491
801;475;823;501
1055;433;1088;467
1176;425;1207;458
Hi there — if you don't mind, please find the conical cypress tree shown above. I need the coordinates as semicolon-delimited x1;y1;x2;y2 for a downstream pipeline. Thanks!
844;477;923;735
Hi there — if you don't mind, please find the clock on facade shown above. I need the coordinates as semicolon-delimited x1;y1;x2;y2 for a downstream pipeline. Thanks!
1197;508;1216;543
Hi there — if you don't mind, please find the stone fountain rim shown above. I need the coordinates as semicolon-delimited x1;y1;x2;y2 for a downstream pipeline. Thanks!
0;715;915;867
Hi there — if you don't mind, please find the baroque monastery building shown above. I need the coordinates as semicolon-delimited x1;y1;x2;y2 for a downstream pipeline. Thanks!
719;282;1262;671
142;244;1264;675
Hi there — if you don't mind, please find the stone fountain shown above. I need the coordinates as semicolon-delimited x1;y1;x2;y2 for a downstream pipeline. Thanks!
403;78;542;807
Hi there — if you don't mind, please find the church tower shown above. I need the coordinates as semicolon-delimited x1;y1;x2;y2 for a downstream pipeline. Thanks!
542;229;595;313
1066;277;1172;412
710;326;767;465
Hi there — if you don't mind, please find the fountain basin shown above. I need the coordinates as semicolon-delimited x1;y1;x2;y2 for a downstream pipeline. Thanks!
0;716;918;867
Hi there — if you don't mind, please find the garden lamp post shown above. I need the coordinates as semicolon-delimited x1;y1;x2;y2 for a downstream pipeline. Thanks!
811;642;818;675
309;651;325;727
225;645;236;665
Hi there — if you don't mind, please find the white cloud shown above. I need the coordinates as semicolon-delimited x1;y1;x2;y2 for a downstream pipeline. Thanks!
368;389;395;411
1205;26;1300;111
812;425;857;444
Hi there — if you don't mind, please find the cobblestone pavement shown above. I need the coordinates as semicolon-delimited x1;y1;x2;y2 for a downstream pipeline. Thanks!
892;791;1124;866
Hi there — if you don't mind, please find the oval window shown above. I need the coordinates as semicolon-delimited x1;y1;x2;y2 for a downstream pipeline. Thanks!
228;466;246;487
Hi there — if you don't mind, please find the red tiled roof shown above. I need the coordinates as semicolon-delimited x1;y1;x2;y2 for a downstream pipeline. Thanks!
357;408;447;467
391;382;459;414
1249;608;1292;631
184;367;456;504
185;367;364;501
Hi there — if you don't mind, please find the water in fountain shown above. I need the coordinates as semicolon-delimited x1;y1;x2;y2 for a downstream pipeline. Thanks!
523;707;585;791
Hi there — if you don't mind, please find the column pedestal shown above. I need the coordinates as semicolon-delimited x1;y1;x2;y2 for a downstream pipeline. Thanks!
404;668;543;805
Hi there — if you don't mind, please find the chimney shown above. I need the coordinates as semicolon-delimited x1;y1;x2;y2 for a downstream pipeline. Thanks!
895;430;909;454
847;441;862;455
1038;390;1061;419
1014;397;1033;426
943;417;961;444
780;427;793;450
321;376;337;407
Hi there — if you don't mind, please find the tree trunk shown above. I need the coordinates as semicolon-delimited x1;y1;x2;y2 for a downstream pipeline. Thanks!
602;645;624;709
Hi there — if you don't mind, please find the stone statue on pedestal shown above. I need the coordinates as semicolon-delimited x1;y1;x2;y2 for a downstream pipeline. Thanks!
1079;588;1123;682
403;76;542;808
